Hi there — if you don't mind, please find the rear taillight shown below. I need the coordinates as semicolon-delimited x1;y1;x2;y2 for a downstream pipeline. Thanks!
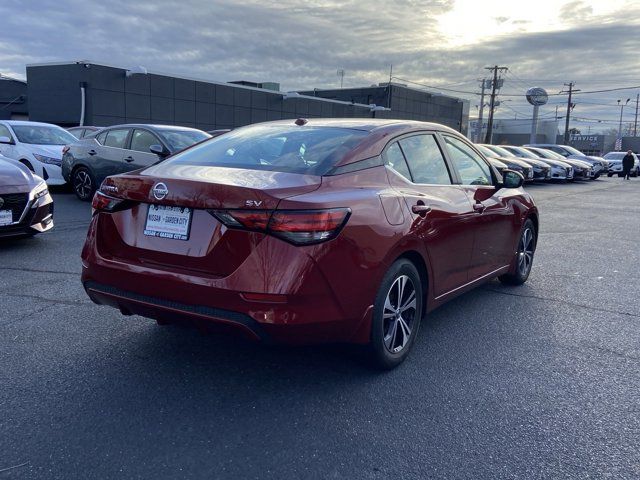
211;208;351;245
91;191;127;214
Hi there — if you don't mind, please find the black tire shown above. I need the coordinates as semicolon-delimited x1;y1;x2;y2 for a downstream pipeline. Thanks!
19;159;35;172
72;167;96;201
499;218;536;286
593;173;600;180
607;173;613;177
367;259;423;370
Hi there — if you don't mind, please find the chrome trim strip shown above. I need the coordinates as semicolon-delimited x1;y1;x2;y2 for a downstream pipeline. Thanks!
435;265;511;301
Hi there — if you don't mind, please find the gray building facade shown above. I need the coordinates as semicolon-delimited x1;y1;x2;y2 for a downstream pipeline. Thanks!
0;75;28;120
299;84;469;134
25;62;467;132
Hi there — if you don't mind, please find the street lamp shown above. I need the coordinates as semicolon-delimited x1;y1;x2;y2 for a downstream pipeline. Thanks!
616;98;630;150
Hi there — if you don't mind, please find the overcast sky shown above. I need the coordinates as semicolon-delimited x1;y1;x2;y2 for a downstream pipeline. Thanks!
1;0;639;133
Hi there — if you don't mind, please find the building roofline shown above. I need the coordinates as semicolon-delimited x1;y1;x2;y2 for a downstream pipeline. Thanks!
25;60;384;110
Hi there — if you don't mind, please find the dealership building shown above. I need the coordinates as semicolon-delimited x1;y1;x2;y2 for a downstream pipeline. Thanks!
10;61;470;133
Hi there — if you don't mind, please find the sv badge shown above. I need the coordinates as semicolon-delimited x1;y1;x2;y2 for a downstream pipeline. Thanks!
245;200;263;207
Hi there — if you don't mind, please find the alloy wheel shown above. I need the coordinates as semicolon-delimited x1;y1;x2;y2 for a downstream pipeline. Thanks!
517;227;534;276
74;170;93;200
382;275;417;354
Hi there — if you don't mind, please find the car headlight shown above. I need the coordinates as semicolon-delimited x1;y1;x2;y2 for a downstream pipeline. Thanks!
31;181;48;200
33;154;62;166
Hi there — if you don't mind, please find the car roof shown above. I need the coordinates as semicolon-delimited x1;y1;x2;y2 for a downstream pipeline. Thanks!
256;118;460;134
100;124;206;132
0;120;64;127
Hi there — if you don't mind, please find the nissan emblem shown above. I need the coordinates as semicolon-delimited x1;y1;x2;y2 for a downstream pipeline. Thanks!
152;182;169;200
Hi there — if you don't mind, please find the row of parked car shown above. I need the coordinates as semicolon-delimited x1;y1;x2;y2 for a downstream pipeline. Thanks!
0;118;636;240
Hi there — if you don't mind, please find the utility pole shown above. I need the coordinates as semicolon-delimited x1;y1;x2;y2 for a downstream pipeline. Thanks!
386;64;393;109
483;65;508;144
634;93;639;136
337;69;345;89
475;79;488;142
562;82;580;144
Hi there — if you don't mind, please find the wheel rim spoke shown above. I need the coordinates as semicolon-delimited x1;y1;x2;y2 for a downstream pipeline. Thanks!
382;275;416;354
518;228;534;275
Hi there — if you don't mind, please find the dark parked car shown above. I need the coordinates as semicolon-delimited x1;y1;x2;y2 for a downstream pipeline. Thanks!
67;126;101;139
81;119;538;369
0;155;53;238
62;124;211;200
476;144;535;181
500;145;574;181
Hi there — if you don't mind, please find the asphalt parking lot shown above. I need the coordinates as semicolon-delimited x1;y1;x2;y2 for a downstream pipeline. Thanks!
1;178;639;479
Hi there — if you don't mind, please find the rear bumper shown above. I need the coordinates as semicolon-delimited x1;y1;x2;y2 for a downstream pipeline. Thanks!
84;280;271;342
80;218;371;345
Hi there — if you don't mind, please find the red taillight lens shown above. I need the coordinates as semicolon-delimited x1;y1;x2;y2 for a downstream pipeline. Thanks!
91;191;125;214
269;209;350;244
212;210;271;231
211;208;351;245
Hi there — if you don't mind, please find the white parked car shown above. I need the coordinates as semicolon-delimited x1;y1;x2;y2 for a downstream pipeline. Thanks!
0;121;78;185
602;151;640;177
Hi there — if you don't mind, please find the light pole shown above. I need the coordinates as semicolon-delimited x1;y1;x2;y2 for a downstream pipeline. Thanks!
617;98;630;150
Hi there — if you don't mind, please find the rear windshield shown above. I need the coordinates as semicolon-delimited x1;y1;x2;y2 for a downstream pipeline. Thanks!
164;125;368;175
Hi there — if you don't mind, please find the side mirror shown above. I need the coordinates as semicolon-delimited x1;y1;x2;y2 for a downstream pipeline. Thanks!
149;144;170;158
501;169;524;189
0;136;13;145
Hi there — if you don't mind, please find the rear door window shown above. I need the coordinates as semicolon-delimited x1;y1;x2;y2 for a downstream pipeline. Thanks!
443;136;492;186
383;142;412;180
103;129;130;149
398;134;451;185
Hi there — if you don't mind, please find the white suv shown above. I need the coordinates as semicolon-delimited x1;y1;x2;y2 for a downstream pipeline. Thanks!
0;121;78;185
603;151;640;177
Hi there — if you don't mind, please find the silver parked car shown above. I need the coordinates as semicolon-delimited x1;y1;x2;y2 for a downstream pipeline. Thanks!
525;143;607;179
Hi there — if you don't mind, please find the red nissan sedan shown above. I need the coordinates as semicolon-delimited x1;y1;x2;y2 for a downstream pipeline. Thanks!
81;119;538;369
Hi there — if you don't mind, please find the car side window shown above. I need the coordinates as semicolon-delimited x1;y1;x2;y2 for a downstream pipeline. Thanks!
0;124;12;139
96;131;108;145
443;136;492;186
398;134;451;185
104;129;129;149
131;129;160;153
383;142;412;180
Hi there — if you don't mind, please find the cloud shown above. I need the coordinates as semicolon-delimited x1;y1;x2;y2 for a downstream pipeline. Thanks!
0;0;638;131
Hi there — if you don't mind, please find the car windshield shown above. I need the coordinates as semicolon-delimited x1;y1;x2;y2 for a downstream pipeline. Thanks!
558;145;585;156
158;130;210;152
11;125;78;145
603;153;626;159
477;145;498;158
527;148;556;159
509;147;538;159
487;145;514;157
164;125;369;175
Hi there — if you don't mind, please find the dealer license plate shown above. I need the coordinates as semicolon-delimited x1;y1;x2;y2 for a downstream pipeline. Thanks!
0;210;12;226
144;204;192;241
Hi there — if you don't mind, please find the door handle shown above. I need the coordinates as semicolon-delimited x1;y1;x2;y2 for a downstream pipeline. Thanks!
124;156;135;163
88;149;97;156
473;202;486;213
412;203;432;216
